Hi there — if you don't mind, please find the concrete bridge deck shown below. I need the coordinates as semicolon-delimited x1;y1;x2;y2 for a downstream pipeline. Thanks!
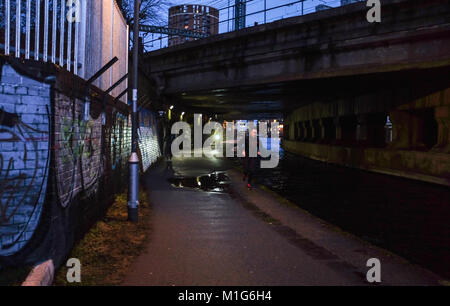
123;156;442;286
143;0;450;120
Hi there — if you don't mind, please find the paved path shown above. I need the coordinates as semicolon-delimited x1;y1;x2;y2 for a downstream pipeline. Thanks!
122;156;442;286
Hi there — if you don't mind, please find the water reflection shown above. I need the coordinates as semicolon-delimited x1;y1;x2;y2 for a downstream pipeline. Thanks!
253;140;450;278
169;172;230;193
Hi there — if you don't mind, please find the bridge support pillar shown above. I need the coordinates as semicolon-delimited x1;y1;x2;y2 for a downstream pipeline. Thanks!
295;122;304;140
303;121;312;142
318;119;327;143
356;114;387;147
369;114;389;148
390;110;427;150
433;106;450;153
389;111;412;150
356;115;368;144
333;117;343;145
312;119;323;142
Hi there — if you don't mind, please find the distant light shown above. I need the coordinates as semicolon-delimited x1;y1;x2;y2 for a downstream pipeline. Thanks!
170;105;174;110
214;134;221;140
182;112;185;116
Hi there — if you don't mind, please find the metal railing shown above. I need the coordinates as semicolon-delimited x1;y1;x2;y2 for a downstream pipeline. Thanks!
145;0;364;51
1;0;87;76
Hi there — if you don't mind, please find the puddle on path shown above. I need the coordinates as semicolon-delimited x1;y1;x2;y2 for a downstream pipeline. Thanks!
168;172;230;193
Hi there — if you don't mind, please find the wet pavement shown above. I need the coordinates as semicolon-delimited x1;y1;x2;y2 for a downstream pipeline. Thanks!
123;155;443;286
168;172;230;193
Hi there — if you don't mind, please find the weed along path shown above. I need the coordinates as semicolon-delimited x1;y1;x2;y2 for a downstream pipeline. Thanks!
53;191;151;286
122;156;441;286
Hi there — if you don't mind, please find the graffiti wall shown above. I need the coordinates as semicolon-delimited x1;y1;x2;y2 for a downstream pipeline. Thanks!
0;58;160;268
0;63;51;257
139;109;162;172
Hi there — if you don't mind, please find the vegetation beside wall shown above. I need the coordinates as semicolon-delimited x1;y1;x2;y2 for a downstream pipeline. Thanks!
53;190;152;286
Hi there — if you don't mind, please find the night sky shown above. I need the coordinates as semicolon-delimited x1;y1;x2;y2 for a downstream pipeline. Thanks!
165;0;343;30
147;0;347;50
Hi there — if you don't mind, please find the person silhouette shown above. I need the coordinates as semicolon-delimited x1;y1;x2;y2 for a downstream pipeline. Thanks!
242;127;259;189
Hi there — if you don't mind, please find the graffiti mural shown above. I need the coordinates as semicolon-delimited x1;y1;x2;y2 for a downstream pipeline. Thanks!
110;112;130;173
138;109;161;172
54;94;104;208
0;63;51;256
0;59;161;266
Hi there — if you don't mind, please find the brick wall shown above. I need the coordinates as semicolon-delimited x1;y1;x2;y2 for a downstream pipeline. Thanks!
0;57;161;268
138;109;161;172
0;62;51;257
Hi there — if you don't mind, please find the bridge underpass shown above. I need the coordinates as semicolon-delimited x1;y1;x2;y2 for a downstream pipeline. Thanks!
2;0;448;287
147;65;449;121
128;0;450;282
143;0;450;182
143;0;450;119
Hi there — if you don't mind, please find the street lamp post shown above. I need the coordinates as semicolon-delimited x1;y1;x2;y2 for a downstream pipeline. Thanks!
128;0;140;222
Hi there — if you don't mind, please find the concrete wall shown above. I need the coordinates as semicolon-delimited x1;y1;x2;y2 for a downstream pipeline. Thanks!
85;0;128;101
0;57;160;268
144;0;450;95
284;85;450;186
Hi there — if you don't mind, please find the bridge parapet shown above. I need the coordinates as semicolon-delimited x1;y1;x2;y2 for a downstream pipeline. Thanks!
144;0;450;95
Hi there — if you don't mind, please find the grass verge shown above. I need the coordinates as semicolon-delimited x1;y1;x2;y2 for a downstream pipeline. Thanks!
53;190;151;286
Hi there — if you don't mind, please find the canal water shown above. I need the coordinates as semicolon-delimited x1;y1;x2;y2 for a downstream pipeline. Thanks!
249;140;450;279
